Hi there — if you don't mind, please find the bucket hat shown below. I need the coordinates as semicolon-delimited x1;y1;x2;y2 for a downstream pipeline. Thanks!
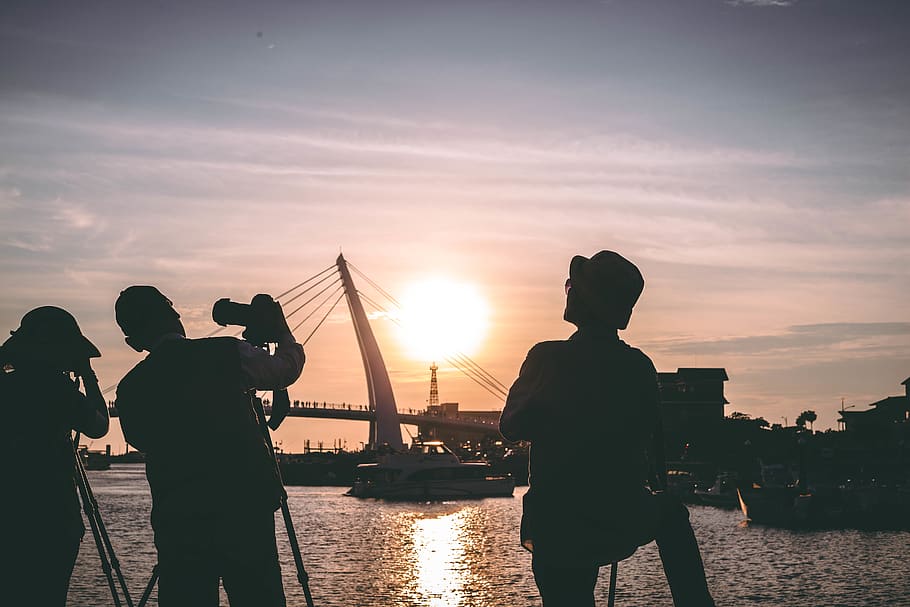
569;251;644;329
1;306;101;362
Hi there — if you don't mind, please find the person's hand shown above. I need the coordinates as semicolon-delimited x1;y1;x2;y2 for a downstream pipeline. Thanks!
72;359;96;381
272;299;292;340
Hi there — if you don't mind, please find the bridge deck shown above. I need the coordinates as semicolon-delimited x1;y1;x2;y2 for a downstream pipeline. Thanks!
107;401;502;434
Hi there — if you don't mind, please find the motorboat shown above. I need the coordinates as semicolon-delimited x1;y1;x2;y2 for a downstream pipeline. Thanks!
347;440;515;500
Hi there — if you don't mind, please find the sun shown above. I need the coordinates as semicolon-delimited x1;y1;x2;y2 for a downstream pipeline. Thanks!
396;278;490;362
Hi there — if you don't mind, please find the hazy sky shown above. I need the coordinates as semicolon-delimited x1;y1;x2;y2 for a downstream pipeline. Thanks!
2;0;908;452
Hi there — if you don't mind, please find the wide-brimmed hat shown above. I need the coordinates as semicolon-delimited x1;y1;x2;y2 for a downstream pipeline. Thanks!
115;285;180;338
569;251;644;329
1;306;101;362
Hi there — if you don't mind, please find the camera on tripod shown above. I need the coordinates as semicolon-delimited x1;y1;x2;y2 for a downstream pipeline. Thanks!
212;293;283;346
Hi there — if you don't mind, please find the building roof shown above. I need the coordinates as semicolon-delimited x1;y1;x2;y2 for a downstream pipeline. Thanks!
902;376;910;386
869;395;910;410
674;368;729;382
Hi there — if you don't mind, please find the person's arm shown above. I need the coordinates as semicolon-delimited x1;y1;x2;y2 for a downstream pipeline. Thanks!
640;357;665;490
70;361;109;439
500;344;549;442
238;304;305;391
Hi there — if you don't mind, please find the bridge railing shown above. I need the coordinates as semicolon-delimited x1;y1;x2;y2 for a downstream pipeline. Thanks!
107;399;502;427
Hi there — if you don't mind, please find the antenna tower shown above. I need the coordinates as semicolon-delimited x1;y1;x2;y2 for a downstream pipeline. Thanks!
429;362;439;407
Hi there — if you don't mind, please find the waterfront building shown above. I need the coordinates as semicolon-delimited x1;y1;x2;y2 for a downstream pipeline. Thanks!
657;368;730;458
658;368;729;432
839;377;910;436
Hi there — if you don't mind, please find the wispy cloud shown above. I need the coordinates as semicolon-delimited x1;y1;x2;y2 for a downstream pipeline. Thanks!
53;200;100;230
647;322;910;358
727;0;796;7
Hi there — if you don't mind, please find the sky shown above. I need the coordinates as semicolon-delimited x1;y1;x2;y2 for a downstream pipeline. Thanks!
2;0;908;453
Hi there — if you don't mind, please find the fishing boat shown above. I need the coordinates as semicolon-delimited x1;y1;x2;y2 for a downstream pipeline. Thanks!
738;462;852;528
347;440;515;500
694;471;739;508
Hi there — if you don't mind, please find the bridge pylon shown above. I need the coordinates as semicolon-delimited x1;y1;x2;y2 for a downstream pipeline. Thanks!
336;254;404;450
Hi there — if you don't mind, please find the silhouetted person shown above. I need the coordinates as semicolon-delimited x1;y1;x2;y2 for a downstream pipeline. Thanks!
114;286;304;607
500;251;715;607
0;306;109;606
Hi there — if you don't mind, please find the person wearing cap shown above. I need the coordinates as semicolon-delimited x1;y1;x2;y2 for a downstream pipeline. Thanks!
113;286;304;607
0;306;109;606
500;251;715;607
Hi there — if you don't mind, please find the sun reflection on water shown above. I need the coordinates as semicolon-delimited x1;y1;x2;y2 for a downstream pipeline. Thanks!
407;508;476;607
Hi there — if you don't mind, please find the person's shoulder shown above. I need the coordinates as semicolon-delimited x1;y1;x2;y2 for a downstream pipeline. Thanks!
118;358;150;394
618;340;657;372
192;336;244;351
527;339;572;358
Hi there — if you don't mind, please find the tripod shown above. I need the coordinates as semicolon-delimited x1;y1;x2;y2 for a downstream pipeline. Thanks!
72;433;135;607
136;389;315;607
255;389;316;607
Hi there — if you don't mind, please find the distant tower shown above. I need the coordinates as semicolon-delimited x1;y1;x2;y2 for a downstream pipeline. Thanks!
429;362;439;407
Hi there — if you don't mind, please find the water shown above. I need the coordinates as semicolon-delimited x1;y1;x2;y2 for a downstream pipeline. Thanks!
69;465;910;607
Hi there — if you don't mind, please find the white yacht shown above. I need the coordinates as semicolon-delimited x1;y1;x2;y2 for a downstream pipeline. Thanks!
347;440;515;500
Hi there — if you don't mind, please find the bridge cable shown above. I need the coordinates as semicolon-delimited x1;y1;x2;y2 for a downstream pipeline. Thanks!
280;271;341;310
274;264;337;300
292;284;345;333
448;352;509;392
348;263;401;307
285;277;343;319
301;291;346;347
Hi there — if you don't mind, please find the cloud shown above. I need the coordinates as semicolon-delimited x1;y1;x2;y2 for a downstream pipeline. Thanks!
727;0;796;6
2;236;53;252
647;322;910;358
53;200;99;230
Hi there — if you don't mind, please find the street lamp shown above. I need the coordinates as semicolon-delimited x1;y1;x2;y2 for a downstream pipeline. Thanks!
839;398;856;431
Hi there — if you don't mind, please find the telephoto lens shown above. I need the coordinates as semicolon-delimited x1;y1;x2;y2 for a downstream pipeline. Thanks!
212;298;252;327
212;294;278;345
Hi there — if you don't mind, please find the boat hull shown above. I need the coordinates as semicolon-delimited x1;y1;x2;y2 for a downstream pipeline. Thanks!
348;477;515;500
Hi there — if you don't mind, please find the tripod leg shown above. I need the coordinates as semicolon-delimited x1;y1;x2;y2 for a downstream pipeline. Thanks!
279;494;315;607
73;440;123;607
253;394;316;607
608;561;618;607
137;566;159;607
74;452;136;607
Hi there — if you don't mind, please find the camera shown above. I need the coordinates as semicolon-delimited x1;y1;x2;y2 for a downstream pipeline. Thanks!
212;293;281;345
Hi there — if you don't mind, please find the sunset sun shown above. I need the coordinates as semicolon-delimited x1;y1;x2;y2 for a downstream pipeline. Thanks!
396;278;490;361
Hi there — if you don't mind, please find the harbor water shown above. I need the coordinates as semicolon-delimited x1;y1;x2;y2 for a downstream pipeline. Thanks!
69;465;910;607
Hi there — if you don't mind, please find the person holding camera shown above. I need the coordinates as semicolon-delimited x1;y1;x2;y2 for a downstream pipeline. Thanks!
0;306;109;606
500;251;715;607
114;286;304;607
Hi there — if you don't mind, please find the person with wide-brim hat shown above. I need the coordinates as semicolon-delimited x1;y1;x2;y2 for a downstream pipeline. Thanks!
500;251;716;607
0;306;109;606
